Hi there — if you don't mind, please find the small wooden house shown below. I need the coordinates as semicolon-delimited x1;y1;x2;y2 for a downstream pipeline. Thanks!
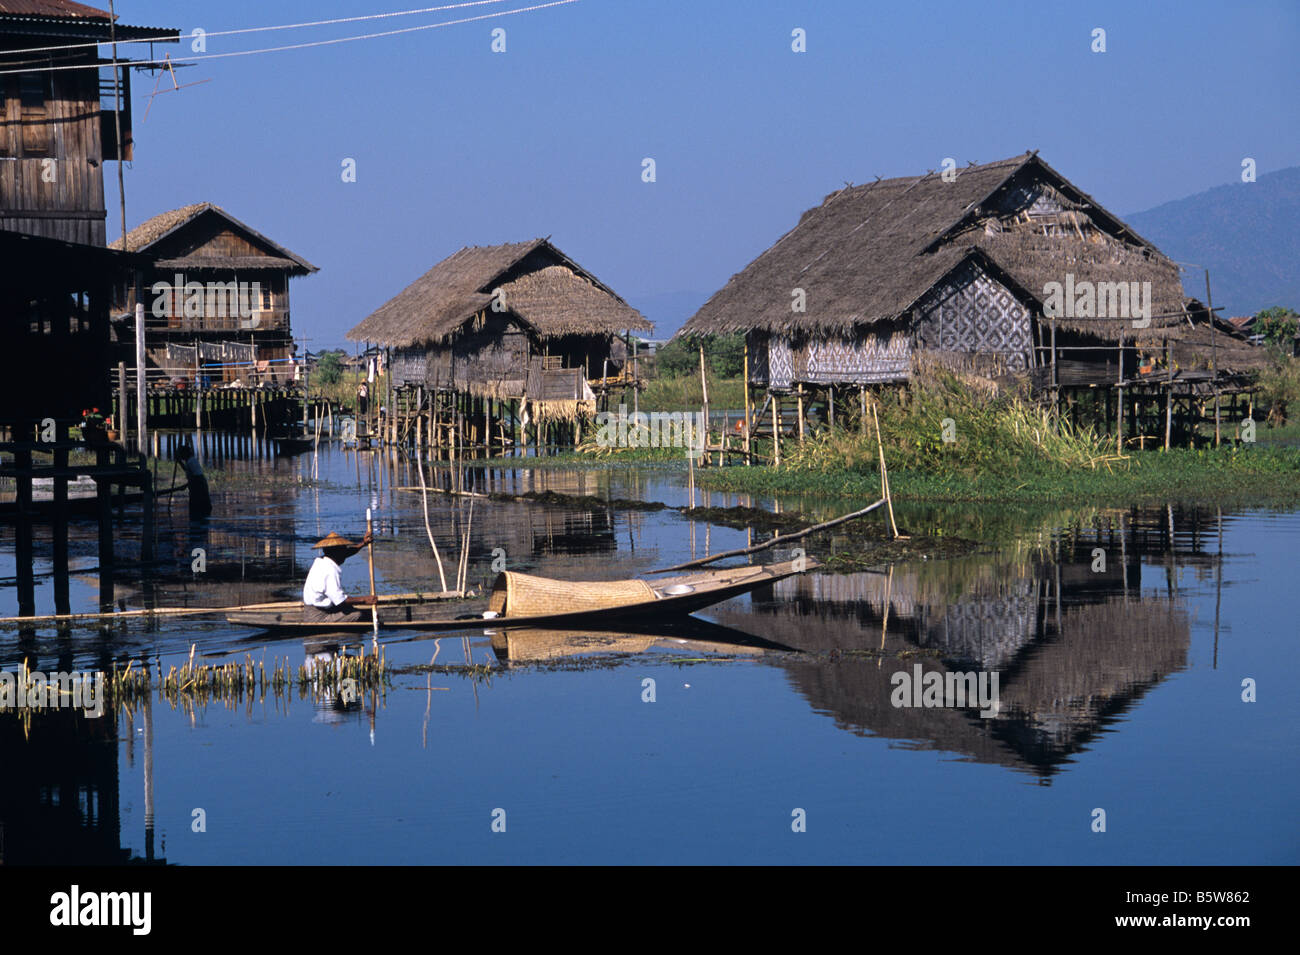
680;152;1262;397
0;1;177;244
348;238;651;441
110;203;318;385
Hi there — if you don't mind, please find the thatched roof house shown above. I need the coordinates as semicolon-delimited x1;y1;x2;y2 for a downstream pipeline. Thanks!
348;238;651;419
680;151;1261;390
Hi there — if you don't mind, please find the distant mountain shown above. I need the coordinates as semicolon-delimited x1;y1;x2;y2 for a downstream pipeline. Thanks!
1125;166;1300;317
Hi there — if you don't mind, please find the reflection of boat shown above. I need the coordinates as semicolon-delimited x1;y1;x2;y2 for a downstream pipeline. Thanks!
227;560;811;634
490;615;798;662
270;433;315;455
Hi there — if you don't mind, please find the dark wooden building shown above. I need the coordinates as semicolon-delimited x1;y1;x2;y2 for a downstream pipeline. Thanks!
0;227;146;428
0;0;177;244
109;203;318;386
348;238;651;447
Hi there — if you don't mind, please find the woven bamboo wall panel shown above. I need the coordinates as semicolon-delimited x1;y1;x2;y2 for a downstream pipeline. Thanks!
801;330;912;384
915;261;1031;371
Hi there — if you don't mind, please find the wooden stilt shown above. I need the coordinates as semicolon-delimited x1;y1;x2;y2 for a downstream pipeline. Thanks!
1116;335;1125;454
1164;338;1173;451
742;343;752;464
772;392;781;467
796;387;805;444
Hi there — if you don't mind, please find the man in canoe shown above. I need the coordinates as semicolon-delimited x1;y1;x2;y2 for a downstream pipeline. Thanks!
302;531;377;622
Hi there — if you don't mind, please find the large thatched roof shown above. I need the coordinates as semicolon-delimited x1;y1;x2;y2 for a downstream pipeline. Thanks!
109;203;318;274
680;152;1194;343
347;238;651;347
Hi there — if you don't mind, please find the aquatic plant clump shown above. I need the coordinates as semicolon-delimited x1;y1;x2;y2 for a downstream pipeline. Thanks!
106;646;390;710
785;371;1116;478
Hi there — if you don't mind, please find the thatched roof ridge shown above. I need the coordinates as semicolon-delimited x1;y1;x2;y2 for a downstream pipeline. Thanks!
347;239;650;346
152;255;304;271
678;152;1187;343
110;203;318;274
505;265;651;336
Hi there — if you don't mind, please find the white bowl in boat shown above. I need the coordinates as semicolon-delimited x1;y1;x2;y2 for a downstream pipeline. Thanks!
659;584;695;596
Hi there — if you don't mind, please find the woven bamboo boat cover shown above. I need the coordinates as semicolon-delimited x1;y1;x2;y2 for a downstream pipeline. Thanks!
488;572;656;617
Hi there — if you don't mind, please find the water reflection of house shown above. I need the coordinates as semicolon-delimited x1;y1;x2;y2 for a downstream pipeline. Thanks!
0;708;128;864
374;496;619;591
713;514;1203;778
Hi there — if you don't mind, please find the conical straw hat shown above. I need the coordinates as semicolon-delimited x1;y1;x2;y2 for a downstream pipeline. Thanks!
313;532;358;549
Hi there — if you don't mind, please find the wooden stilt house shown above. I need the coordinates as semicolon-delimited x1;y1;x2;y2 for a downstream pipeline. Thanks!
109;203;318;386
348;238;651;448
0;1;178;244
1;1;176;434
0;227;147;429
680;152;1265;443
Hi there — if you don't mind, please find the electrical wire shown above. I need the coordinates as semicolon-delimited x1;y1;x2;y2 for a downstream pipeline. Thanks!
0;0;580;76
0;0;516;58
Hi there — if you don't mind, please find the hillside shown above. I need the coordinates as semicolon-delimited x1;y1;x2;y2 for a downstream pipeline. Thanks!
1126;166;1300;316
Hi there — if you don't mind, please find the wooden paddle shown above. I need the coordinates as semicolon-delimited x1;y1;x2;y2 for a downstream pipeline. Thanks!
0;590;463;627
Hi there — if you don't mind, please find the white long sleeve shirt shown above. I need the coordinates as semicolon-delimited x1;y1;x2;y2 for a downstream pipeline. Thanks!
303;555;348;608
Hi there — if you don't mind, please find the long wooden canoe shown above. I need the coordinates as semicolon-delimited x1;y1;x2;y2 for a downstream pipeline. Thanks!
226;559;813;634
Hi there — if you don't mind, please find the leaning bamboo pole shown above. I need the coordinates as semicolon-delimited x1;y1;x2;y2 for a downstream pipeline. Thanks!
456;498;475;593
872;404;900;539
415;457;450;592
648;498;887;574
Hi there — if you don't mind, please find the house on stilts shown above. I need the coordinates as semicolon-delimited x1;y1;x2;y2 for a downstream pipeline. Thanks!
98;203;317;432
110;203;318;389
678;151;1265;451
348;238;652;452
1;0;177;434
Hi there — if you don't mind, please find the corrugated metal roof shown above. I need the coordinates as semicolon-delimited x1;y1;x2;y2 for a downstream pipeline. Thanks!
0;1;111;20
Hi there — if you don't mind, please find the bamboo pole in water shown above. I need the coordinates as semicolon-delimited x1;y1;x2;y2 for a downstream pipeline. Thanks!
456;498;474;593
366;506;378;645
415;456;450;592
872;404;900;539
648;498;888;574
742;342;751;463
698;345;710;465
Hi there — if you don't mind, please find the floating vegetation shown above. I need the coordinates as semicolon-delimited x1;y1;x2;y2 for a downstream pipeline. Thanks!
397;661;495;686
105;644;390;712
669;656;737;667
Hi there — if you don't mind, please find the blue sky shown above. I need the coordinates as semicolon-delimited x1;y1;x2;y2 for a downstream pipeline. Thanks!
107;0;1299;347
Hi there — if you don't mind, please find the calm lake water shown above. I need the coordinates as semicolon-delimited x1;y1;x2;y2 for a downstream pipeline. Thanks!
2;436;1297;865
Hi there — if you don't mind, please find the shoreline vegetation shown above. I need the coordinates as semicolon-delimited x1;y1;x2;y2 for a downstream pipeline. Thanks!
500;363;1300;507
695;371;1300;507
244;335;1300;509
